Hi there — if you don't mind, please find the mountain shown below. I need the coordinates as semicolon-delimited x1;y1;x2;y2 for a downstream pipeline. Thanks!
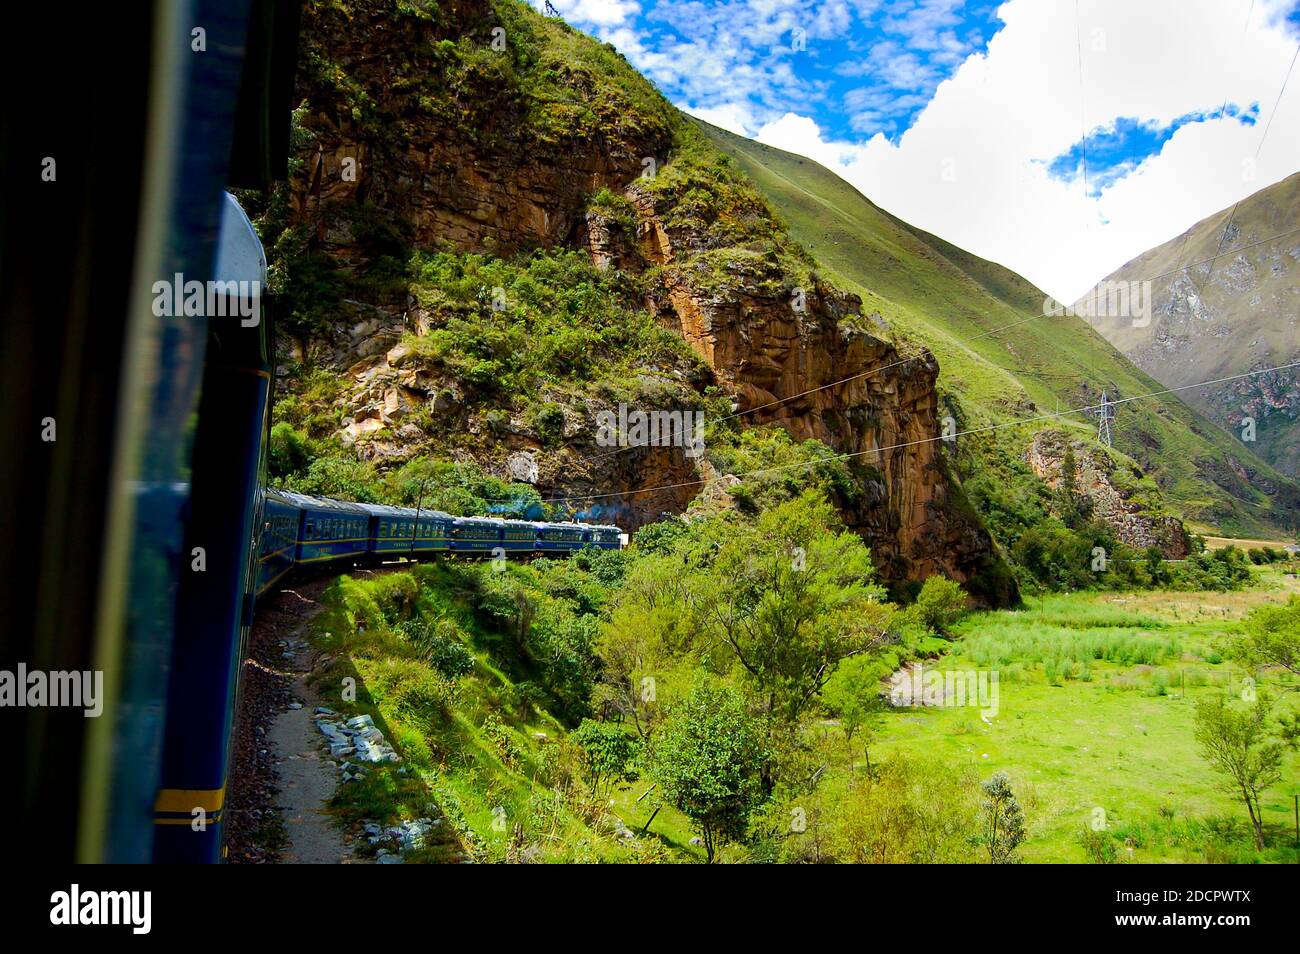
248;0;1011;601
696;121;1300;539
1072;173;1300;480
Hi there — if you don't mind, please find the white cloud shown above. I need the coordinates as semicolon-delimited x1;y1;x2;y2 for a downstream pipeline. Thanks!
549;0;641;26
683;101;760;135
752;0;1300;302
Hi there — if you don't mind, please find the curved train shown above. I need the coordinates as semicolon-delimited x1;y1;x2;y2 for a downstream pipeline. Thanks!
150;195;621;864
256;490;624;599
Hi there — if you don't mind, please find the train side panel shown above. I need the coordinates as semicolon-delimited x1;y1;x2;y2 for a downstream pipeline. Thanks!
256;491;300;596
451;516;505;554
536;522;590;553
295;497;370;565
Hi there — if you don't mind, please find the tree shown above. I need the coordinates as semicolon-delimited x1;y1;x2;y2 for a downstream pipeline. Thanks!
572;719;639;796
979;772;1026;863
821;655;887;776
703;492;895;726
1192;693;1285;850
1230;595;1300;680
649;680;767;862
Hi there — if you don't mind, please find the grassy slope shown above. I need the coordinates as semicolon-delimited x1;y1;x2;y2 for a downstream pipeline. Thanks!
696;119;1300;537
873;574;1300;862
1074;172;1300;479
303;562;712;863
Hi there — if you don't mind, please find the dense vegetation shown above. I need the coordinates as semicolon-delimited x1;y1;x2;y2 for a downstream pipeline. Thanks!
298;486;1300;862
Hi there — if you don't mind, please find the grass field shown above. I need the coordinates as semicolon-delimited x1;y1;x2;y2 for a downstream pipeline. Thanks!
871;572;1300;862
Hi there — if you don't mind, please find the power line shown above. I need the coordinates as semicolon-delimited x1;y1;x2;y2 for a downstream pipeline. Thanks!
566;221;1300;473
1203;39;1300;283
532;359;1300;506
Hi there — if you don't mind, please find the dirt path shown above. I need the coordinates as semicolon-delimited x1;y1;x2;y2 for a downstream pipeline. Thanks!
227;581;364;864
269;658;360;864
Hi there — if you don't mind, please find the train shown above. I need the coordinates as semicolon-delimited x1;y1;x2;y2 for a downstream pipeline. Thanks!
1;1;623;865
255;491;624;598
149;194;622;864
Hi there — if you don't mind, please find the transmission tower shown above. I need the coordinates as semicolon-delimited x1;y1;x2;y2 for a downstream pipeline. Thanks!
1096;390;1115;447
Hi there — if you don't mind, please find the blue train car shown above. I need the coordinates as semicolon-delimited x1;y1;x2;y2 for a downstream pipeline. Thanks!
154;191;274;863
360;502;453;555
589;524;624;550
500;519;540;553
535;521;592;552
256;489;302;597
451;515;508;554
281;492;371;565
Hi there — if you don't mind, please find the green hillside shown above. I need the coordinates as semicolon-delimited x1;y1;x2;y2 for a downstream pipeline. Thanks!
697;119;1300;538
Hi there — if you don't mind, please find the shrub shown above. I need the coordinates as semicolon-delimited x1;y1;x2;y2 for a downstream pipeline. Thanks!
907;576;969;636
572;719;640;794
398;617;476;679
269;422;311;478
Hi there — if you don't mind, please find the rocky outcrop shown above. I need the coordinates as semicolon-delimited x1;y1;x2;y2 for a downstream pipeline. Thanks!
625;182;1000;593
290;0;673;261
1027;431;1190;558
278;0;1011;601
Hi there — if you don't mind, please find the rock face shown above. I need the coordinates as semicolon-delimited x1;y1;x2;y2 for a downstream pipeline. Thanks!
278;0;1010;601
626;182;1000;593
1074;171;1300;478
290;0;673;261
1027;432;1190;558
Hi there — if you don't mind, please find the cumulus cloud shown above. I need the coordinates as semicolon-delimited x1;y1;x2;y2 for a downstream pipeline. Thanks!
752;0;1300;301
542;0;1300;301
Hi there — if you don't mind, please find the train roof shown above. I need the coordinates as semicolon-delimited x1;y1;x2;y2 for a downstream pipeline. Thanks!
269;490;369;513
265;490;620;531
537;520;621;531
354;501;453;519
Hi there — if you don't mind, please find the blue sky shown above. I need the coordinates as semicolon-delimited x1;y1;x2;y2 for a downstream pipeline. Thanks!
548;0;1003;136
539;0;1300;299
647;0;1001;139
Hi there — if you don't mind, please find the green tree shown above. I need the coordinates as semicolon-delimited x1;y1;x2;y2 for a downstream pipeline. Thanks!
979;771;1026;863
1192;693;1286;850
572;719;639;796
703;491;895;725
649;680;768;862
1230;595;1300;680
821;655;886;776
907;575;969;636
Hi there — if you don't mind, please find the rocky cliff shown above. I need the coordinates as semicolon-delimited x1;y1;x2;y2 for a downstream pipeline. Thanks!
262;0;1012;601
1027;431;1190;558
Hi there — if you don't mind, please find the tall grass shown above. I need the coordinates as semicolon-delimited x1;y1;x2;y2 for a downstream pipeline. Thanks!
960;622;1179;670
